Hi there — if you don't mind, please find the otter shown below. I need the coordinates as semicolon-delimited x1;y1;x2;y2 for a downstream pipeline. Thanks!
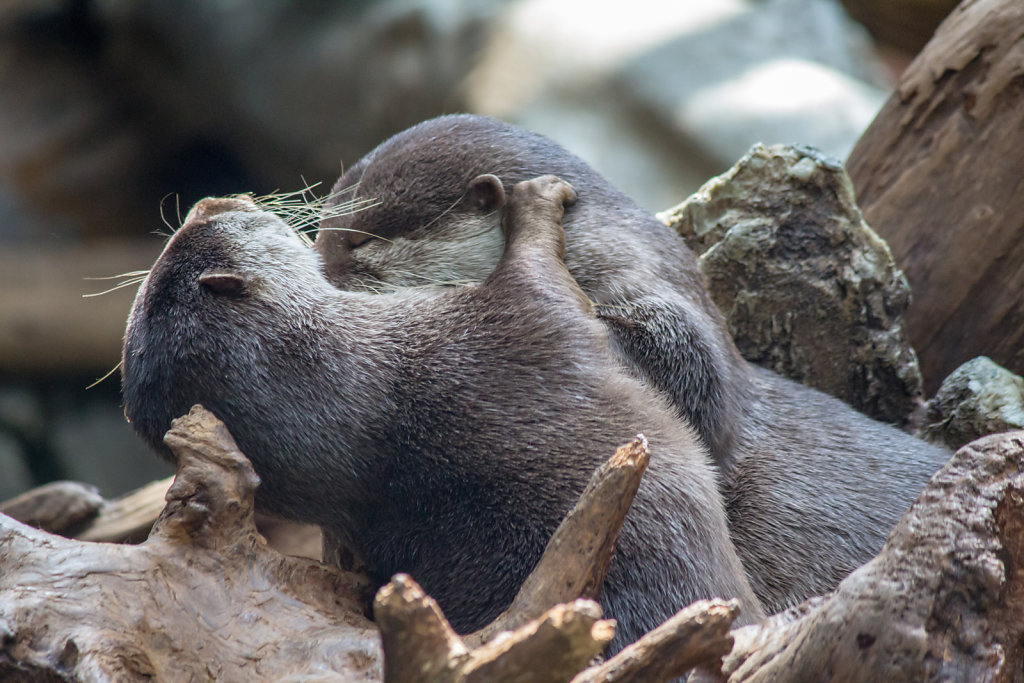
121;175;764;650
314;114;951;613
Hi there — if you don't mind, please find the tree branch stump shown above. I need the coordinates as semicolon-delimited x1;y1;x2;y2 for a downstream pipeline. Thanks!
0;405;381;681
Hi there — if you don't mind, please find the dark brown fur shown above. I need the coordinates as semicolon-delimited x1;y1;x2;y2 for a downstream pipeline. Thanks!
315;114;951;612
121;178;764;652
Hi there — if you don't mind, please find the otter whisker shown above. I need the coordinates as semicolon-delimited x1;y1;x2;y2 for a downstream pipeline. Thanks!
86;359;124;390
159;192;180;233
303;227;392;243
84;270;151;281
421;193;465;231
83;276;148;297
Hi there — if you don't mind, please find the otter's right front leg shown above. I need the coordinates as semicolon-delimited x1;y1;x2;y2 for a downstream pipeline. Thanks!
482;174;592;314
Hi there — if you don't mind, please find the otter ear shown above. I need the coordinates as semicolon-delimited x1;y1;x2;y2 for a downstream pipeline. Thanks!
465;174;506;213
199;270;246;297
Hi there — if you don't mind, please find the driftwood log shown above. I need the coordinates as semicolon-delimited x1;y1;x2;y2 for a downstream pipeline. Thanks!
847;0;1024;392
0;407;382;681
3;406;730;681
0;240;160;375
722;430;1024;681
3;406;1024;680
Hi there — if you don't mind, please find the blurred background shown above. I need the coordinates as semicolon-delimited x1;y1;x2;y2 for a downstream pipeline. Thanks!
0;0;957;501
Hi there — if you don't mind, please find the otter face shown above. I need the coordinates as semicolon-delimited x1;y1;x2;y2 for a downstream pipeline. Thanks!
317;172;508;292
121;196;328;460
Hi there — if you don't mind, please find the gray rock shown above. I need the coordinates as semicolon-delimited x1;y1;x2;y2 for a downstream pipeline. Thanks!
921;357;1024;450
661;143;923;425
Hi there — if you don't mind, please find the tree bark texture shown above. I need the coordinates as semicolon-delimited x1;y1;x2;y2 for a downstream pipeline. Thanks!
847;0;1024;393
722;430;1024;681
4;408;1024;681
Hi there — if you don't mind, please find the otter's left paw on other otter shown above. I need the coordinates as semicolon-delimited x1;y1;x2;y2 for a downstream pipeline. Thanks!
511;175;577;213
504;175;577;256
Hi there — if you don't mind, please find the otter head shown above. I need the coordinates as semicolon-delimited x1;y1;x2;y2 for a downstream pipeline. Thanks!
314;114;602;292
121;196;331;468
318;165;509;292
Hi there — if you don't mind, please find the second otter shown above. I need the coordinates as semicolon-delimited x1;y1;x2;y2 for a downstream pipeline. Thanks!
315;114;951;613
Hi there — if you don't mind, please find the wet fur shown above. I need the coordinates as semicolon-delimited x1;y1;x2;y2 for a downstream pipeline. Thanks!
121;181;764;652
315;114;951;613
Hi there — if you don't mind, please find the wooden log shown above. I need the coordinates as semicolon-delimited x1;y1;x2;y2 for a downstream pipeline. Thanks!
0;406;382;681
77;476;172;543
847;0;1024;392
0;480;104;535
720;430;1024;681
9;408;1021;680
0;239;160;375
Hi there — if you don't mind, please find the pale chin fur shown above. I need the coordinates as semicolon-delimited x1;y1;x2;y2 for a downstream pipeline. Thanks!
354;213;504;290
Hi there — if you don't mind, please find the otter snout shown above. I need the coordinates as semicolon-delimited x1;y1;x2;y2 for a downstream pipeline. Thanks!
184;196;258;224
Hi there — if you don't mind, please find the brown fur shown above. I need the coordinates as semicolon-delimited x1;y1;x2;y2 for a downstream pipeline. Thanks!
121;177;764;652
315;114;951;612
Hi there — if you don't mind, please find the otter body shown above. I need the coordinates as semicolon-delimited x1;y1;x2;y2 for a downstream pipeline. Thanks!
315;114;950;612
122;178;763;650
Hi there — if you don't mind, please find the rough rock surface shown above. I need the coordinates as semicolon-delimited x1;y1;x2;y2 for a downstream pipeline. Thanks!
921;356;1024;450
661;143;923;425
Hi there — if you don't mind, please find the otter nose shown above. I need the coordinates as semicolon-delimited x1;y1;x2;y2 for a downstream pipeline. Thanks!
184;196;258;224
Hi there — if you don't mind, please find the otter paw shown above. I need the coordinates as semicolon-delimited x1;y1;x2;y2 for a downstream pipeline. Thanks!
512;175;577;210
503;175;575;259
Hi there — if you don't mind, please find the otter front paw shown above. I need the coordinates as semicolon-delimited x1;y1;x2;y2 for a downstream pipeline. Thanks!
512;175;577;214
504;175;577;256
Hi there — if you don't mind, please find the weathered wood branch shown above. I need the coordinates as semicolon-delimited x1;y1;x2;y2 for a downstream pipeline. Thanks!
721;431;1024;681
468;435;650;646
847;0;1024;390
76;476;173;543
572;599;738;683
376;574;613;683
0;480;105;535
0;405;381;681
